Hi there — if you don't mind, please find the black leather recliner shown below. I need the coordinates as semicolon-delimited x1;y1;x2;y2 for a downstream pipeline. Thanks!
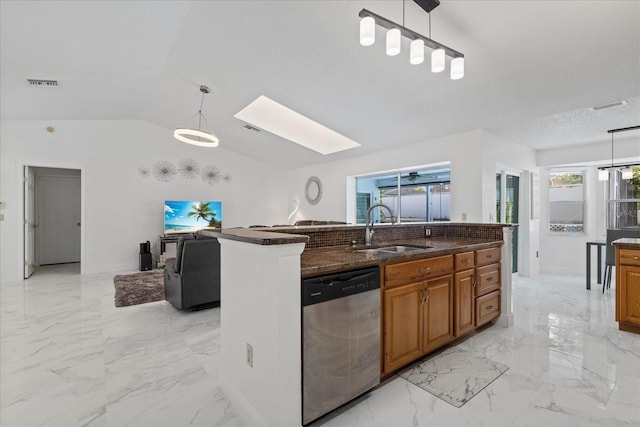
164;233;221;310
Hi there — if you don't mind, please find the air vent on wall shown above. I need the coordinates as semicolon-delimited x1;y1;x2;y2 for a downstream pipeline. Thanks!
242;124;261;133
27;79;58;88
591;100;626;111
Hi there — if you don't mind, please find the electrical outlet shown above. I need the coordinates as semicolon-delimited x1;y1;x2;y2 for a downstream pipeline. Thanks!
461;213;467;221
424;228;431;237
246;343;253;368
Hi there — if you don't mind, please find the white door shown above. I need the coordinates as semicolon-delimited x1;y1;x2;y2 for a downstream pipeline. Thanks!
23;167;35;278
37;173;81;265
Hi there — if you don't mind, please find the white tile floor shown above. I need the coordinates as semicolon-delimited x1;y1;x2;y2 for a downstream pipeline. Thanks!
1;265;639;427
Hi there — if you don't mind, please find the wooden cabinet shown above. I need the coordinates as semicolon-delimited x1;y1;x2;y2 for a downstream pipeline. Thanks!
382;255;453;374
616;244;640;334
423;275;454;353
383;282;424;373
454;269;475;337
476;290;501;326
381;245;502;376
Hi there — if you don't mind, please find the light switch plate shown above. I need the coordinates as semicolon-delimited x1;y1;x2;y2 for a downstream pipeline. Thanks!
0;202;5;209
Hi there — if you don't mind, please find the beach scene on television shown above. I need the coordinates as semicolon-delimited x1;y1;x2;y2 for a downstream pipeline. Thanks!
164;201;222;233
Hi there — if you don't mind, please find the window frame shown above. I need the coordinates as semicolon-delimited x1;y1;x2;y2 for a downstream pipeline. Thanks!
547;168;586;234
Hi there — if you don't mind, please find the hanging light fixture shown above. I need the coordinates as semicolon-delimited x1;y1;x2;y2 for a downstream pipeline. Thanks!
174;85;219;148
410;39;425;64
386;28;401;56
360;16;375;46
597;125;640;181
358;0;464;80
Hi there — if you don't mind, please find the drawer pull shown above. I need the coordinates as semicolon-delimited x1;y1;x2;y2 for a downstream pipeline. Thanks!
486;254;493;258
419;266;431;273
462;259;470;264
634;256;639;260
486;305;494;310
487;277;493;281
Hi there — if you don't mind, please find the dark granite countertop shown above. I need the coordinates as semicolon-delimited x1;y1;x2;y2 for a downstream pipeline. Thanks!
301;237;502;278
613;238;640;247
200;228;309;245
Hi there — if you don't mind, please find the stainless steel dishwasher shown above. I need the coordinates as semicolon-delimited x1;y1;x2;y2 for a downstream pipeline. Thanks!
301;266;380;425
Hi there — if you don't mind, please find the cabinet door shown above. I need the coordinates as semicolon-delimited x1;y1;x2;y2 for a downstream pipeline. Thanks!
423;275;454;354
384;282;423;374
454;270;475;337
619;265;640;326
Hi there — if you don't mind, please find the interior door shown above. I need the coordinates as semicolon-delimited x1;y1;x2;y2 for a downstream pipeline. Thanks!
23;166;35;278
37;173;81;265
497;171;519;273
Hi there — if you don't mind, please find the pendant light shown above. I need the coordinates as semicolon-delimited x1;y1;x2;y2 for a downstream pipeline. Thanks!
386;28;401;56
597;126;640;181
622;167;633;180
410;39;425;64
174;85;219;148
360;16;375;46
451;57;465;79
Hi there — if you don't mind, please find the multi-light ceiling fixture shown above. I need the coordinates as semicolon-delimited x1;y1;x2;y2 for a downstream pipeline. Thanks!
174;85;220;148
597;125;640;181
359;0;464;79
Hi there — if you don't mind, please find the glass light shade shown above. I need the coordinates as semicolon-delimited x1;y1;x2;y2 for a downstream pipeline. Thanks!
360;17;375;46
621;167;633;180
174;128;219;147
451;57;465;80
598;169;609;181
386;28;401;56
410;39;424;65
431;48;445;73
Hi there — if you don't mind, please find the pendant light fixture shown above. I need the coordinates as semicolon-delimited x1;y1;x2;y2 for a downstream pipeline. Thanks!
174;85;219;148
597;125;640;181
358;0;464;80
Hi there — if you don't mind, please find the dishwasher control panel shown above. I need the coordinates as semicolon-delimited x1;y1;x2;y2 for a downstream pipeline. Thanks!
302;266;380;306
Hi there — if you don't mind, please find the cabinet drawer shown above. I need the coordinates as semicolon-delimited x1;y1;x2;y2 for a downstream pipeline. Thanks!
476;263;501;296
455;251;475;271
476;290;500;327
476;247;501;266
620;249;640;267
385;255;453;288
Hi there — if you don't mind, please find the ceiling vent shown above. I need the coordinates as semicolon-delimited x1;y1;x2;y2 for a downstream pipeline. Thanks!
590;100;626;111
27;79;58;88
242;124;261;133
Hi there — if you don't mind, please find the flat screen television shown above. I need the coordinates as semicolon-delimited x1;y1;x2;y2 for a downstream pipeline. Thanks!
164;200;222;234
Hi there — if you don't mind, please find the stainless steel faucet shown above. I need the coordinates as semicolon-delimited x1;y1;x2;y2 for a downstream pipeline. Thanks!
365;203;396;245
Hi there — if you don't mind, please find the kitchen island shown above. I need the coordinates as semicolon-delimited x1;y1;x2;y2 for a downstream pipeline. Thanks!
203;223;514;426
614;238;640;334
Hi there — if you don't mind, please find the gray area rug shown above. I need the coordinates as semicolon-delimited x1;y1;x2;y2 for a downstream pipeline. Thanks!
398;347;509;407
113;269;164;307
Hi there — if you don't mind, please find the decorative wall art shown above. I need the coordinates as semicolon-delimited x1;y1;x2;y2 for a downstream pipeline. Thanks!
138;158;231;185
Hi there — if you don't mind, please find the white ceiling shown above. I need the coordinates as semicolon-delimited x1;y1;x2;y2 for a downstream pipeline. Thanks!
1;0;639;169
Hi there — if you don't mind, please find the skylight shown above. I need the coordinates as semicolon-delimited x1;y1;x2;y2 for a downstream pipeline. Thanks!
234;95;361;155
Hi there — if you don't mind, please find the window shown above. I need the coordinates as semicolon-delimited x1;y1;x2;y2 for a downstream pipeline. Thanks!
606;166;640;229
354;165;451;224
548;170;585;233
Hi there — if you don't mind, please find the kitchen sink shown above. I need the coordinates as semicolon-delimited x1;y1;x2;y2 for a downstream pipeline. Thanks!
356;245;430;254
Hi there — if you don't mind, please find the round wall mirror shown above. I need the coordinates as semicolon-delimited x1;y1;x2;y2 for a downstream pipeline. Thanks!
305;176;322;205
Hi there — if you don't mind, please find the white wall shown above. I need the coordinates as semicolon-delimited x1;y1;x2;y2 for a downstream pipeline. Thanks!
537;138;639;276
288;129;487;224
0;119;288;282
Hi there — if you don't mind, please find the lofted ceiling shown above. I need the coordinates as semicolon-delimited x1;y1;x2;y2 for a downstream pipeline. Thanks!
1;0;639;170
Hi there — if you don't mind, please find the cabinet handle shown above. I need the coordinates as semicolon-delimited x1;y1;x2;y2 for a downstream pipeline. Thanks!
473;276;476;288
486;305;494;310
419;266;431;273
634;256;639;260
487;254;493;258
462;259;470;264
487;277;493;281
424;289;429;304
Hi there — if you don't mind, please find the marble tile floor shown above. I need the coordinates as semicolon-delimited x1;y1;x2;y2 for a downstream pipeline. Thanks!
1;265;639;427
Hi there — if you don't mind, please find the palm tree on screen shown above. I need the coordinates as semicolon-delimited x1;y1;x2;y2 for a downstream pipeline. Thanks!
188;202;213;223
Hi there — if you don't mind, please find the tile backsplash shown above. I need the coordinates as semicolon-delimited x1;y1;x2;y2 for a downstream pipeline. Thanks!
271;223;506;249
